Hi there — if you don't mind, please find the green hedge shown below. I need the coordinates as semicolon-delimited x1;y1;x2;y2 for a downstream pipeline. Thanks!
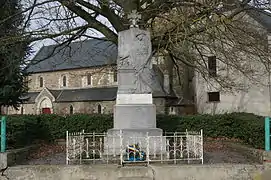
157;113;264;149
4;112;265;149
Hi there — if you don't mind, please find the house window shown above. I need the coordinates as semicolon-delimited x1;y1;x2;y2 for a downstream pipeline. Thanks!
208;56;217;77
208;92;220;102
87;74;92;85
69;105;73;115
97;104;102;114
62;76;67;87
113;70;117;82
39;77;43;87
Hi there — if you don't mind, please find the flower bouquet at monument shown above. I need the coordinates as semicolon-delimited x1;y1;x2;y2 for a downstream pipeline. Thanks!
125;143;146;161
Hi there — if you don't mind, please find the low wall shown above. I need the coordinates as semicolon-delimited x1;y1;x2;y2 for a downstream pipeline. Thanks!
0;164;266;180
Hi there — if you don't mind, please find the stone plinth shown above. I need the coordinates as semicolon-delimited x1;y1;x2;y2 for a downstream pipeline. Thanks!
114;104;156;129
116;94;152;104
0;153;7;169
105;14;166;157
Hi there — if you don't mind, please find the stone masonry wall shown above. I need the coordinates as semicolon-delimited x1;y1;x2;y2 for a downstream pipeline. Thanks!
7;104;35;115
54;101;115;114
7;98;166;115
27;66;117;92
0;164;265;180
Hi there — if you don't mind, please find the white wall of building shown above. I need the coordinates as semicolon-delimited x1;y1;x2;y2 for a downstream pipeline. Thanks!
195;33;271;116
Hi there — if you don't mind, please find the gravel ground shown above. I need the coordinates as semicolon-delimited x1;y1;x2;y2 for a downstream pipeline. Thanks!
26;153;66;165
22;139;260;165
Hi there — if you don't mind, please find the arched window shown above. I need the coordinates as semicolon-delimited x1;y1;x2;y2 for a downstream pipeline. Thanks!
113;70;117;82
20;106;24;115
39;77;43;87
69;105;73;115
62;76;67;87
169;107;176;115
97;104;102;114
87;74;92;85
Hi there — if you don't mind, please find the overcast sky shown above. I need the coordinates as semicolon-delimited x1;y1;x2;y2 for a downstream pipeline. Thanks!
24;0;116;59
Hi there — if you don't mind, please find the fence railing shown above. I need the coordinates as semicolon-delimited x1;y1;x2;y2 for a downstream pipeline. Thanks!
265;117;270;151
66;130;203;165
0;116;6;153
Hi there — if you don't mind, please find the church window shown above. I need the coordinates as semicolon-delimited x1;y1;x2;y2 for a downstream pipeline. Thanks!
97;104;102;114
39;77;43;87
62;76;67;87
20;106;24;115
87;74;92;85
69;105;73;115
169;107;176;115
113;70;117;82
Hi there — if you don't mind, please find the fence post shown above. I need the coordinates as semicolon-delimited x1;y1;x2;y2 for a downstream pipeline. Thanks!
1;116;6;153
201;129;204;164
265;117;270;151
66;131;69;165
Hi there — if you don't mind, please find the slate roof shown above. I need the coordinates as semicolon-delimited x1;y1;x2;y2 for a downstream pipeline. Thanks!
48;89;62;99
24;86;172;103
21;92;40;103
247;9;271;31
26;39;117;73
55;87;117;102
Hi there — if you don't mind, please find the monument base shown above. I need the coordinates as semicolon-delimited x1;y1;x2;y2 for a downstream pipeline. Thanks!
114;104;156;129
0;153;7;169
104;128;166;155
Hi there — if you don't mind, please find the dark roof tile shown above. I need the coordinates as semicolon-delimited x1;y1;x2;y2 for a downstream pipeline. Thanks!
55;87;117;102
247;9;271;31
22;92;40;103
26;86;171;103
26;39;117;73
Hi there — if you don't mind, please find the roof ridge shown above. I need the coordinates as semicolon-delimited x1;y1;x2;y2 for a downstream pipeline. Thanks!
26;38;117;73
61;86;117;91
39;38;109;49
55;90;64;101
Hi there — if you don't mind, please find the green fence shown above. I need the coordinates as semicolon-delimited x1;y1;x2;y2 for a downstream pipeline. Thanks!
0;116;6;152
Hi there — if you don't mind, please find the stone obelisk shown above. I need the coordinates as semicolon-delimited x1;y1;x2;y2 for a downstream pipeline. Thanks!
106;10;165;154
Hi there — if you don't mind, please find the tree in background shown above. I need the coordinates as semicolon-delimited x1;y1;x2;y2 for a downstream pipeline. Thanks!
0;0;31;114
11;0;269;89
1;0;271;96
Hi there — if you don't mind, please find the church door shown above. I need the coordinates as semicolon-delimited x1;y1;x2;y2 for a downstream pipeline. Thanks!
42;108;51;114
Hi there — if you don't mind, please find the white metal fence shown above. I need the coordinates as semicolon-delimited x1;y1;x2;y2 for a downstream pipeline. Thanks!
66;130;203;165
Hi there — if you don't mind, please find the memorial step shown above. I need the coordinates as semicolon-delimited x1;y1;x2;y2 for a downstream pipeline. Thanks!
118;177;152;180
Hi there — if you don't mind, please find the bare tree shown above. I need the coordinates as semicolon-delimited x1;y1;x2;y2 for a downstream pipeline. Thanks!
1;0;271;92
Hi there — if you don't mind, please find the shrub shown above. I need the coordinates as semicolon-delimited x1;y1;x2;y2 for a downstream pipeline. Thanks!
157;113;264;149
6;115;40;149
4;112;265;149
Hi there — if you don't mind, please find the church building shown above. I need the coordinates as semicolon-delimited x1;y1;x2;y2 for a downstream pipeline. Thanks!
6;39;177;115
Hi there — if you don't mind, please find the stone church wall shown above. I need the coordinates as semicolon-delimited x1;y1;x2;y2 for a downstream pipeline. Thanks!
7;104;36;115
27;66;117;91
54;101;115;115
6;98;166;115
